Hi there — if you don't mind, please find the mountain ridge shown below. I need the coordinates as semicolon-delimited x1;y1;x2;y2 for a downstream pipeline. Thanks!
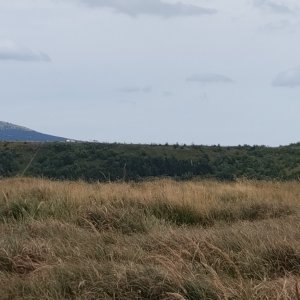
0;121;67;142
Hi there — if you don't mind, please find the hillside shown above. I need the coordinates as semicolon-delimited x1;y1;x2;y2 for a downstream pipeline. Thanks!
0;121;66;142
0;141;300;180
0;178;299;299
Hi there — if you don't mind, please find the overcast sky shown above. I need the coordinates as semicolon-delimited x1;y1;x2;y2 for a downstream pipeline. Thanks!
1;0;300;145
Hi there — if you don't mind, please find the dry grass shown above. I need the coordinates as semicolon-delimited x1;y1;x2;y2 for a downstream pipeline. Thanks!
0;177;300;299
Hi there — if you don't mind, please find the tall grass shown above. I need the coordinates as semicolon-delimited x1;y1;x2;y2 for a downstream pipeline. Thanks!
0;178;299;299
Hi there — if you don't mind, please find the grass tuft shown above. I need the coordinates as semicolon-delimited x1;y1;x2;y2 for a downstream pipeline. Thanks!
150;201;213;226
82;206;151;234
262;244;300;277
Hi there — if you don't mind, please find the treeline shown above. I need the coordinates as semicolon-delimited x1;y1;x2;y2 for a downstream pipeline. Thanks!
0;141;300;181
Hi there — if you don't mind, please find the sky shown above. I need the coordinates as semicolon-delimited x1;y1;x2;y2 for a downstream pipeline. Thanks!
1;0;300;146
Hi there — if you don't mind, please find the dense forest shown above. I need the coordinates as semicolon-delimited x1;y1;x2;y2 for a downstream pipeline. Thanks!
0;141;300;181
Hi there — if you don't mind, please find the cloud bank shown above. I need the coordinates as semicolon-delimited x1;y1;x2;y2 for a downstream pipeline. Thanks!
75;0;217;17
186;73;234;84
0;40;51;62
272;66;300;87
253;0;293;14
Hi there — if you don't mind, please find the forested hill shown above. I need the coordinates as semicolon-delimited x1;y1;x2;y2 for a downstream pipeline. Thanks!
0;142;300;181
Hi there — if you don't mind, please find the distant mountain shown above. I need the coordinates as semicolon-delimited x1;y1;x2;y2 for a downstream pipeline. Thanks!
0;121;67;142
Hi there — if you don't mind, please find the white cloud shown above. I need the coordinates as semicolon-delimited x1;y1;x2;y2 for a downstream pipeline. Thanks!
186;73;234;84
253;0;293;14
75;0;217;17
0;40;51;62
272;66;300;87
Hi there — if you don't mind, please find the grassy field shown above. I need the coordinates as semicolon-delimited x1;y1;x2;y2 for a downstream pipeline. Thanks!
0;178;300;299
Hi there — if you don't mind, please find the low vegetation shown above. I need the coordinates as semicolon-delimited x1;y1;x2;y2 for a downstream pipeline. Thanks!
0;178;300;299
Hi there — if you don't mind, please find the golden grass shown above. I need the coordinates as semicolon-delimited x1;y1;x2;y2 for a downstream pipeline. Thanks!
0;178;300;299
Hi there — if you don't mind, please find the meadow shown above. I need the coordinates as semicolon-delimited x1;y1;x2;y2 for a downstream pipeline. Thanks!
0;178;300;299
